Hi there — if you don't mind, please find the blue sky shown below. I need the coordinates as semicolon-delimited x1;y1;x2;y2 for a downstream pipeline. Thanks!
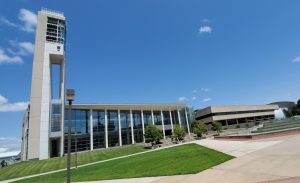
0;0;300;152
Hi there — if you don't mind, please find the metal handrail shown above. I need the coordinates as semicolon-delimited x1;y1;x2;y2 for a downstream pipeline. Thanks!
41;8;64;16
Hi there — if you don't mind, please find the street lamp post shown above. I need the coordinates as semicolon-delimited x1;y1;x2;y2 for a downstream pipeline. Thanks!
66;89;75;183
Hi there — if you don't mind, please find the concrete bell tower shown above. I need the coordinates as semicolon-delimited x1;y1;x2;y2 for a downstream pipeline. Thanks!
27;9;66;160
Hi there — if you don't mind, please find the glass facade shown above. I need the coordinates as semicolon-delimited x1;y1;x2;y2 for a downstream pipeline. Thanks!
171;110;179;126
50;103;61;132
92;110;105;149
180;109;188;133
153;111;162;125
46;17;66;44
63;106;189;154
64;109;90;153
162;111;172;136
120;110;132;145
143;111;152;127
132;111;143;143
107;110;119;147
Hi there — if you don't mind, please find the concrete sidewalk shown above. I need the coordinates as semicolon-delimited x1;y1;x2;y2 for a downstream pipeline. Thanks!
154;134;300;183
195;138;280;157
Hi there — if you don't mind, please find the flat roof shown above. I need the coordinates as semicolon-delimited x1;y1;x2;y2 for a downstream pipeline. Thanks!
196;104;279;117
67;103;186;110
39;8;65;20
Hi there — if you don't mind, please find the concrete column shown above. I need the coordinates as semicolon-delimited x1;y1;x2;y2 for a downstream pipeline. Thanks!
184;107;191;135
161;109;166;139
59;61;65;157
105;109;108;148
141;110;145;142
177;109;182;127
90;108;93;151
236;119;239;125
169;109;174;133
151;109;155;125
118;109;122;146
130;110;134;144
225;119;228;126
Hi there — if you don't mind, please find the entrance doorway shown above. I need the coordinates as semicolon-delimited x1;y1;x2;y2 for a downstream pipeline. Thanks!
50;139;60;158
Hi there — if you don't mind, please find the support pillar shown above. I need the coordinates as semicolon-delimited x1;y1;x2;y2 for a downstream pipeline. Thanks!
105;109;108;148
118;109;122;146
177;109;182;127
151;109;154;125
90;108;93;151
141;110;145;142
161;109;165;139
130;110;134;144
169;109;174;133
184;107;191;135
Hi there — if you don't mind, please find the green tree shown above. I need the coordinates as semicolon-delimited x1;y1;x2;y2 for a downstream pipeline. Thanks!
192;121;207;138
1;160;7;167
191;120;198;129
172;125;186;142
212;121;222;135
144;124;163;147
283;109;293;118
297;99;300;108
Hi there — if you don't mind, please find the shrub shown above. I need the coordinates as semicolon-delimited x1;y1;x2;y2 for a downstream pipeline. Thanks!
172;125;185;142
211;121;222;135
144;124;163;147
192;121;207;138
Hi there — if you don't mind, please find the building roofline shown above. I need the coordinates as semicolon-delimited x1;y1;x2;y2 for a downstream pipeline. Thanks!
39;8;65;19
198;104;278;110
70;103;186;107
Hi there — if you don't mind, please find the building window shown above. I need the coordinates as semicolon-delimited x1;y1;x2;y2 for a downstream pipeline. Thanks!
50;103;61;132
132;110;143;143
64;109;90;153
120;110;132;145
143;111;152;128
107;110;119;147
93;110;105;149
163;111;172;136
46;17;66;44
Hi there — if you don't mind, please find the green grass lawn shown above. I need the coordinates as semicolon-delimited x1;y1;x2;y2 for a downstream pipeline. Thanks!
14;144;234;183
0;145;147;181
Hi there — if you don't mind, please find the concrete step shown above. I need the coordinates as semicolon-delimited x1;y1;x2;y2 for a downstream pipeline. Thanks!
254;123;300;133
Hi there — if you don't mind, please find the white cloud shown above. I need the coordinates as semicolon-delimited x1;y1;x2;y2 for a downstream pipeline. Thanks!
19;42;34;53
0;94;28;112
0;137;21;158
0;9;37;33
0;95;8;105
0;148;9;153
201;88;211;92
18;9;37;33
199;26;212;34
202;18;209;23
0;17;17;27
192;96;197;101
192;90;198;93
178;96;188;102
8;40;34;56
0;49;23;64
202;98;212;102
292;56;300;63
